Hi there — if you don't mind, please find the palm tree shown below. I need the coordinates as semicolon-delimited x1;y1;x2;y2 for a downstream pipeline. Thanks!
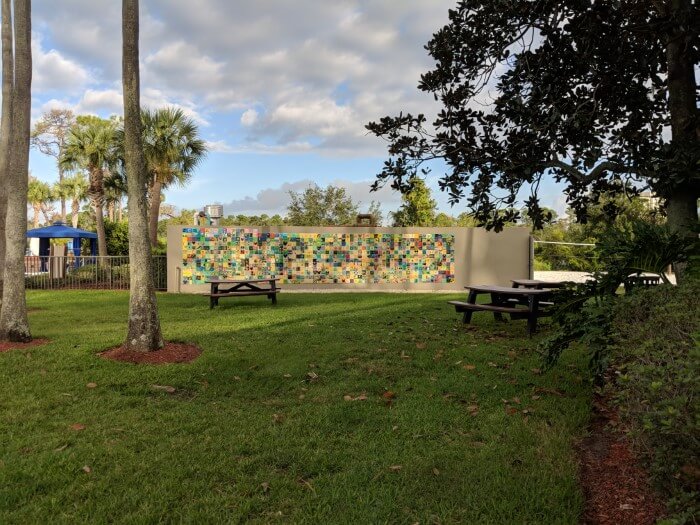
104;171;127;222
141;107;206;246
122;0;163;352
60;119;118;256
27;177;53;228
56;173;89;228
0;0;12;310
0;0;32;342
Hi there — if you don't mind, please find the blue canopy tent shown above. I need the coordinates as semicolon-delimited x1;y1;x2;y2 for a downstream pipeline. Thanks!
26;222;97;269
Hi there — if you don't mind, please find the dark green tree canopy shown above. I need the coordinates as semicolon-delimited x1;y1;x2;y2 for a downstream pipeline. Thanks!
367;0;699;231
286;184;359;226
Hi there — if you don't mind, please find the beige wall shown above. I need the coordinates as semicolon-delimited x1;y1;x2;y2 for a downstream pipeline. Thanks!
167;225;531;293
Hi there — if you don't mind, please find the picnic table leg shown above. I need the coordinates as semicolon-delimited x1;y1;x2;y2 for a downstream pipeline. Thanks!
462;290;478;324
527;295;540;336
210;283;218;309
490;293;506;323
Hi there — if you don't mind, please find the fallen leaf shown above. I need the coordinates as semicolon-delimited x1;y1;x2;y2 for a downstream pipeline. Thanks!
233;376;241;381
487;362;498;368
283;374;292;378
505;406;519;416
463;364;476;371
151;385;176;393
305;372;319;382
297;478;315;493
81;465;91;474
382;391;396;400
415;342;426;349
531;395;542;401
86;382;97;389
507;351;517;358
432;468;440;476
392;425;399;431
343;393;368;401
70;423;86;431
619;503;634;510
467;405;479;416
261;482;270;494
54;444;69;452
531;368;542;375
272;413;284;424
388;465;402;472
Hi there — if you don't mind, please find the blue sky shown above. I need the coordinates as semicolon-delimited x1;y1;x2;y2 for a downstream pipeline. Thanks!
28;0;568;221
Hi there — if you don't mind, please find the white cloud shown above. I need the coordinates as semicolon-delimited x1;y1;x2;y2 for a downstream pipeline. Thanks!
32;33;92;93
222;178;402;216
240;108;259;127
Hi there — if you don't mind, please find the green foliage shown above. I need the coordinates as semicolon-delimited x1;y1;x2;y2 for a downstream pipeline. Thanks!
540;220;694;376
104;220;130;256
287;184;359;226
219;214;287;227
611;283;700;521
366;2;699;230
391;177;437;227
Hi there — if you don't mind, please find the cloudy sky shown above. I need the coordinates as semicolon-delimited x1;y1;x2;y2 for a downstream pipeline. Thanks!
29;1;567;220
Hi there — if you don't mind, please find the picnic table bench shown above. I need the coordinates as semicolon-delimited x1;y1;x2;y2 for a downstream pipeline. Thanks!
205;278;280;309
448;284;560;335
511;279;567;289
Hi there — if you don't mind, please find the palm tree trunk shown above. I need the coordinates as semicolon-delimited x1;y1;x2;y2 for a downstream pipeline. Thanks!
58;165;66;222
32;204;40;228
148;178;162;246
93;198;108;257
117;198;123;222
0;0;13;312
71;198;80;228
122;0;163;352
0;0;31;342
89;166;108;256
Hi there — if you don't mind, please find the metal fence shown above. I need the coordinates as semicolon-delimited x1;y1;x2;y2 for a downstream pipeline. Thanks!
24;255;167;291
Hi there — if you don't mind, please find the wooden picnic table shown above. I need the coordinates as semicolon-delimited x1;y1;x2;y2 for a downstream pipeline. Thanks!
205;278;280;309
448;284;557;335
511;279;567;289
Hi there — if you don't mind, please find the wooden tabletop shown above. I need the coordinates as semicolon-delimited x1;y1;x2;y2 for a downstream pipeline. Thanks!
206;278;278;284
465;284;555;295
511;279;566;288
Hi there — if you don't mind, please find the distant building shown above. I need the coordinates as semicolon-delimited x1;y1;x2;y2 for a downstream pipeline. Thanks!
639;190;661;210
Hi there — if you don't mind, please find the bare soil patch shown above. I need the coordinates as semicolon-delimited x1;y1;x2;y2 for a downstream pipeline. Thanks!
0;338;50;353
100;342;202;364
578;393;665;524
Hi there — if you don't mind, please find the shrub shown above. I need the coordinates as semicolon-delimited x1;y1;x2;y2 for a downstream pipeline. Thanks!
105;220;130;256
611;282;700;522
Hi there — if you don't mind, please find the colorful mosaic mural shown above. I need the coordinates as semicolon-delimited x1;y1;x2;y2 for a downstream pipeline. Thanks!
181;228;455;285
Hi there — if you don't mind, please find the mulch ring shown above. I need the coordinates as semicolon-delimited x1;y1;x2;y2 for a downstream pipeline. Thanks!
0;338;50;353
578;392;665;524
100;342;202;365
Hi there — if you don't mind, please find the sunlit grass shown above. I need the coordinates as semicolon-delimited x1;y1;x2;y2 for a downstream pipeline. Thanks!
0;291;591;523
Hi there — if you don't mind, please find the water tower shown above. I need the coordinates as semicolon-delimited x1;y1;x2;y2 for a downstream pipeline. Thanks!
204;204;223;226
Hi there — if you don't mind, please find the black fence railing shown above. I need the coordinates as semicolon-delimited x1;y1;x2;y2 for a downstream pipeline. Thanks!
24;255;167;291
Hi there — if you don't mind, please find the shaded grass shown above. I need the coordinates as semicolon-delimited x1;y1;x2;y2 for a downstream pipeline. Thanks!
0;291;591;523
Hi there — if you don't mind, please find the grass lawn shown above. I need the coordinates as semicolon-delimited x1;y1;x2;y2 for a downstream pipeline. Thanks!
1;291;591;523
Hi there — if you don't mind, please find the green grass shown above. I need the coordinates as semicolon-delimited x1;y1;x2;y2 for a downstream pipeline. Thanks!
1;291;591;524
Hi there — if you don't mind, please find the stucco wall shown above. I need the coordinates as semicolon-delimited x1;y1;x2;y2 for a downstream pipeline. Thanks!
167;225;531;293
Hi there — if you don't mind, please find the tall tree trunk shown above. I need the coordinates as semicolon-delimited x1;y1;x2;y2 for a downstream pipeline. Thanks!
148;178;162;247
0;0;13;312
122;0;163;352
0;0;31;342
89;167;108;256
117;198;123;222
58;165;66;222
92;198;108;257
71;198;80;228
32;204;39;228
665;0;699;280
